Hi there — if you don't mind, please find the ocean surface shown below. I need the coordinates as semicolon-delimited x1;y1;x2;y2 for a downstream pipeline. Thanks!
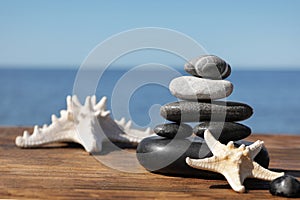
1;68;300;135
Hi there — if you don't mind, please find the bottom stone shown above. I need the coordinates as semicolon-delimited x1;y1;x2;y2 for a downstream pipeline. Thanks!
136;136;270;178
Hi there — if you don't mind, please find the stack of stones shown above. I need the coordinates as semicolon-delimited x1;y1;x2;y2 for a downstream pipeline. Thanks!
157;55;253;144
137;55;270;177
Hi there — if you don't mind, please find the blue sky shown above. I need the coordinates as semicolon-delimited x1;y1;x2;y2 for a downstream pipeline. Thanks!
0;0;299;69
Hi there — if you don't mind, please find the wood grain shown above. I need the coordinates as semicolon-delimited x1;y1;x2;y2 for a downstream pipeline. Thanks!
0;127;299;199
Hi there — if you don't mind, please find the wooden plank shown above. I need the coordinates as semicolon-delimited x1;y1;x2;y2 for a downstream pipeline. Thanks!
0;127;299;199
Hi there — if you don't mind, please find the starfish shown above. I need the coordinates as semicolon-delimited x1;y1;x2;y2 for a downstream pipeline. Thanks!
15;95;152;153
186;129;284;193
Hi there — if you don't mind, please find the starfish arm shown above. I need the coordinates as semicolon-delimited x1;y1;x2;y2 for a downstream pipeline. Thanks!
250;162;285;181
109;131;141;143
113;129;152;143
186;156;222;172
248;140;264;159
204;129;227;156
102;117;152;144
223;171;246;193
15;126;78;148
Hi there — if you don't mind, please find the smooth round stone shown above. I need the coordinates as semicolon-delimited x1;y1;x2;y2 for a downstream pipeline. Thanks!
270;175;300;197
160;101;253;122
194;122;251;144
154;123;193;139
184;55;231;79
169;76;233;100
136;136;269;178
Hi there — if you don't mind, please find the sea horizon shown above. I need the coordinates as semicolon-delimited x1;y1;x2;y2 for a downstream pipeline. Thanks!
1;67;300;135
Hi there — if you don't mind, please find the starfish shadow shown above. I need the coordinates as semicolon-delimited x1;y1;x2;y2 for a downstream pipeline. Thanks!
209;170;300;193
15;141;137;155
89;141;137;155
210;179;270;191
14;142;83;149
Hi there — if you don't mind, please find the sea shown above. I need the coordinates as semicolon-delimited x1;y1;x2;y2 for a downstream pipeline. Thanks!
1;68;300;135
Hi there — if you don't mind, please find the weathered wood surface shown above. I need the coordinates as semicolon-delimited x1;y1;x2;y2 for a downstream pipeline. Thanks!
0;127;299;199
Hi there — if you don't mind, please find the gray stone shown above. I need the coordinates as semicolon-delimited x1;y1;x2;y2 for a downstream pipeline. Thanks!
169;76;233;100
270;175;300;197
185;55;231;79
136;136;269;178
154;123;193;139
194;122;251;144
160;101;253;122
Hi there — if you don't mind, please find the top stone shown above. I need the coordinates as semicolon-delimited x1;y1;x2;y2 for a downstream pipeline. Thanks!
184;55;231;79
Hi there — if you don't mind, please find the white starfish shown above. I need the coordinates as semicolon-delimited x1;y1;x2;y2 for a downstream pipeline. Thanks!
15;95;152;153
186;129;284;193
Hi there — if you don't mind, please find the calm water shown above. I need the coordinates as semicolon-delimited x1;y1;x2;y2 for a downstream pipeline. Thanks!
1;68;300;134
